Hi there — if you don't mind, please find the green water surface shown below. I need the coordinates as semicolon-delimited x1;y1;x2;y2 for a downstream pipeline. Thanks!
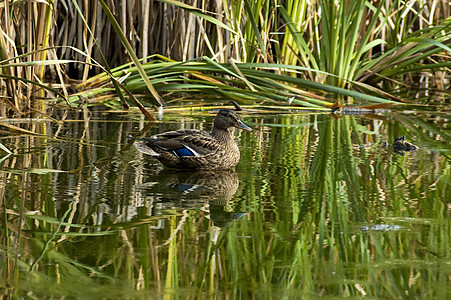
1;107;450;299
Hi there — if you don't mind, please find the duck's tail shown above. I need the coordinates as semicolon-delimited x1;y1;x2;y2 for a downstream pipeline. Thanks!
133;140;160;157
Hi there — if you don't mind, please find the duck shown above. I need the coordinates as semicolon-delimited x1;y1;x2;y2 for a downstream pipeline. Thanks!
134;109;252;170
392;135;418;155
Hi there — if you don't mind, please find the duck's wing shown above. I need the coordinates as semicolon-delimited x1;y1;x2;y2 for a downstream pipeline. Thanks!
154;129;208;139
143;130;221;157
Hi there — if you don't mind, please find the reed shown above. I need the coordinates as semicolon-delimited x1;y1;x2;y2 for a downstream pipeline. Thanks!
1;0;450;113
72;0;449;108
0;0;63;115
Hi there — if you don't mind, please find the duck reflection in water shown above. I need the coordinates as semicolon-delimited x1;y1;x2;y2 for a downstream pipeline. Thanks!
140;169;247;228
392;135;418;156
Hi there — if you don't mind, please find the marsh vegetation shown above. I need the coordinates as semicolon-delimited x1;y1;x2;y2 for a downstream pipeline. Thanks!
0;0;450;298
1;0;449;112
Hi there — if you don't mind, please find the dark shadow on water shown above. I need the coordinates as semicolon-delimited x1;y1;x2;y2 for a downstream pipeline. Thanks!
137;169;248;228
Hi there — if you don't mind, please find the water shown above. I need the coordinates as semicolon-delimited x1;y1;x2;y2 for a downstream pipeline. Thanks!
1;107;450;299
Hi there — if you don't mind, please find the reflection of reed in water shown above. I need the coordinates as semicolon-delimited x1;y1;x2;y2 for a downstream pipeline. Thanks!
140;170;247;227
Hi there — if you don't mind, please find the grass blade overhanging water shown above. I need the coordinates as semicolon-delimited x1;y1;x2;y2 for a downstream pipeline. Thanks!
0;0;447;123
279;0;451;87
97;0;166;107
67;0;449;113
67;0;160;119
1;0;449;114
75;57;401;110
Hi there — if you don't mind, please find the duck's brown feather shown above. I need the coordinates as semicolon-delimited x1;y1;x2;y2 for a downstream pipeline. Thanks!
134;109;252;170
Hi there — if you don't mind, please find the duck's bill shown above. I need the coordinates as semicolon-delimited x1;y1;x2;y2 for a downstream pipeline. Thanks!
235;120;253;131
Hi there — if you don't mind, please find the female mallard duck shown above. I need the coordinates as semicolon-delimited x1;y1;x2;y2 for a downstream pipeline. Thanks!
134;109;252;170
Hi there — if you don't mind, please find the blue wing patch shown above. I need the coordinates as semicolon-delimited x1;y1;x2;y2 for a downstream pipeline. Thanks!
173;147;195;157
172;183;199;194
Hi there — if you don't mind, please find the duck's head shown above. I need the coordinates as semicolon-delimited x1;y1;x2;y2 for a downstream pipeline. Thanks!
214;109;252;132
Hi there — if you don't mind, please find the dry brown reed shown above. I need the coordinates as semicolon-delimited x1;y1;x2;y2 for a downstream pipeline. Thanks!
0;0;449;114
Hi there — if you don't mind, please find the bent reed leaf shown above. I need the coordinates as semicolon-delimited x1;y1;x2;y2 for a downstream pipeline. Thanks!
98;0;166;107
3;0;449;114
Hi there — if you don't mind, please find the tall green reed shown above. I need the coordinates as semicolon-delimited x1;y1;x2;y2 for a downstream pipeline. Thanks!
279;0;451;87
73;0;449;108
1;0;450;114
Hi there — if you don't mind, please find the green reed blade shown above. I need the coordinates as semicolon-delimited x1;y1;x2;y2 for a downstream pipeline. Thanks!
157;0;238;35
243;1;266;58
97;0;166;107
